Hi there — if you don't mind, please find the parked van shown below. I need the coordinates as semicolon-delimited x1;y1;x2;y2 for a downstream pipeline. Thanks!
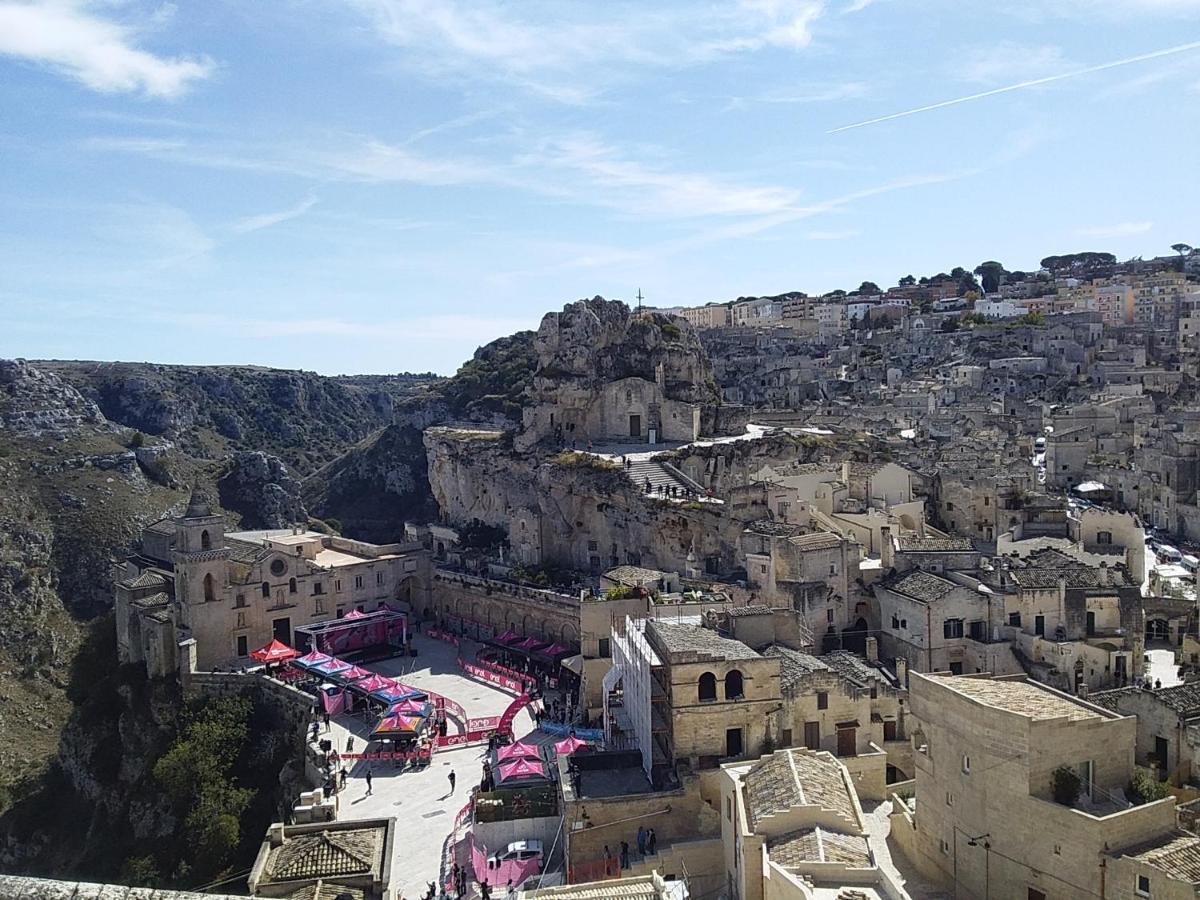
1182;554;1199;573
1158;545;1183;563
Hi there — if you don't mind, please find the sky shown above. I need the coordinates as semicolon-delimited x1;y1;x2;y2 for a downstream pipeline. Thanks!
1;1;1198;375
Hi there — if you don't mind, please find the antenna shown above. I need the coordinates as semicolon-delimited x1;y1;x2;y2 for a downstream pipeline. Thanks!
636;288;644;311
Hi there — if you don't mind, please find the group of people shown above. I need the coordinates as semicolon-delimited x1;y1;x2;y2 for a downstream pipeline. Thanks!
603;826;657;870
448;862;517;900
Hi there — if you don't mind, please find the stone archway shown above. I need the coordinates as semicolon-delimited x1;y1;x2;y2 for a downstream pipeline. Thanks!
522;614;535;636
842;617;869;655
396;576;419;604
561;622;578;646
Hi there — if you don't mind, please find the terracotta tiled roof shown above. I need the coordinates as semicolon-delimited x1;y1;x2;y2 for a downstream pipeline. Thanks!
121;570;168;589
1119;833;1200;884
744;749;858;831
931;675;1108;722
647;621;760;663
885;570;959;604
265;829;381;884
763;645;828;690
768;827;871;869
898;535;974;552
727;605;773;617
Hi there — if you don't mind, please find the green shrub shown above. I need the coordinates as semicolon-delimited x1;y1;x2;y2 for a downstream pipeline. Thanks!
1051;766;1081;806
1129;767;1170;805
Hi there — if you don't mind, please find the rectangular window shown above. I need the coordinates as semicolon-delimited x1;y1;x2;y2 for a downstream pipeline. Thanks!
804;721;820;749
236;612;246;629
335;579;342;592
1136;875;1151;897
598;638;611;658
315;599;326;615
826;608;834;623
1009;612;1021;627
376;572;383;586
236;635;248;657
781;728;793;747
817;692;829;709
313;582;324;596
355;575;364;590
943;619;964;639
235;594;246;608
726;797;732;821
883;720;897;741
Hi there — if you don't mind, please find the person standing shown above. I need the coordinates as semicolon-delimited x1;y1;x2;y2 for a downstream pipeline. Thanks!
339;767;348;789
449;769;457;794
323;711;331;731
637;826;647;858
620;841;629;869
604;845;612;860
647;829;657;855
365;767;373;796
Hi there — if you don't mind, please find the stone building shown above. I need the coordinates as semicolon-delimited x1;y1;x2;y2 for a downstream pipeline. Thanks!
764;644;911;784
1091;683;1200;786
248;817;395;899
719;747;892;900
515;299;715;452
115;489;431;674
892;672;1191;900
873;568;998;677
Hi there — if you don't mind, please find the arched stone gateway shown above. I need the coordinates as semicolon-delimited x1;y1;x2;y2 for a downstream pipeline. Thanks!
842;617;869;655
396;576;420;605
560;622;578;645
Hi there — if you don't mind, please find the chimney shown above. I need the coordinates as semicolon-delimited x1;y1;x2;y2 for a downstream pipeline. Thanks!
880;525;895;570
895;657;908;688
866;636;879;662
269;823;286;847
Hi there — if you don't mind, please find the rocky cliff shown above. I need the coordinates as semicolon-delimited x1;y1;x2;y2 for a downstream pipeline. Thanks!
41;361;439;475
217;450;307;530
529;297;718;405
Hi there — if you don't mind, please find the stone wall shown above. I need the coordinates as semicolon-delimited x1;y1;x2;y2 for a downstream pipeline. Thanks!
432;570;583;645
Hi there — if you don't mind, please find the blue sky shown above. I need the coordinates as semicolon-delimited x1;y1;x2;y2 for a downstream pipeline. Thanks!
1;0;1198;375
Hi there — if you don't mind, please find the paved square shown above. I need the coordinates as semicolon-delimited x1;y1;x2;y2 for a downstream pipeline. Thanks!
318;632;552;900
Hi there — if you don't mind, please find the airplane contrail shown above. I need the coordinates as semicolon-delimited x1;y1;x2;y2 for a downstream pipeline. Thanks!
828;39;1200;133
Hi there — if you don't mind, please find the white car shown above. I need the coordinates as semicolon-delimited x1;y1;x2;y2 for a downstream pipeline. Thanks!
488;840;545;869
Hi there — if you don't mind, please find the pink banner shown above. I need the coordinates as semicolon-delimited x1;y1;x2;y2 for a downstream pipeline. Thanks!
460;659;526;694
321;689;347;716
475;658;536;689
498;693;531;735
341;750;431;760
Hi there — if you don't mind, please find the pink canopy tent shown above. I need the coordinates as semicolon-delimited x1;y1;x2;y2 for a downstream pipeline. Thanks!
334;665;374;682
389;698;433;716
496;740;541;763
538;642;570;658
498;758;547;782
250;638;299;663
353;673;393;693
494;629;521;644
554;736;588;755
343;609;367;619
371;713;426;739
513;637;546;652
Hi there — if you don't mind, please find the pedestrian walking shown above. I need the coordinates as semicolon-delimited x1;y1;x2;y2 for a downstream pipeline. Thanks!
365;768;373;796
323;711;331;731
604;844;611;860
481;879;491;900
506;879;514;899
648;829;657;855
620;841;629;869
449;769;457;793
637;825;647;857
340;767;348;789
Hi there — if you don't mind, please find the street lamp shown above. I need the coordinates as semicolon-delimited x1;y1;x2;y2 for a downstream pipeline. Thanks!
953;829;991;899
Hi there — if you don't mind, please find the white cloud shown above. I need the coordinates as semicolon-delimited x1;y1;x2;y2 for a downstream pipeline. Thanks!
345;0;828;100
1076;221;1153;238
752;81;869;104
231;197;319;234
533;134;801;218
0;1;214;97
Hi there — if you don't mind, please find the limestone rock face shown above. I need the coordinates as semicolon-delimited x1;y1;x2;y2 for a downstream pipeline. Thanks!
531;297;717;404
304;424;436;543
217;451;306;529
0;359;110;436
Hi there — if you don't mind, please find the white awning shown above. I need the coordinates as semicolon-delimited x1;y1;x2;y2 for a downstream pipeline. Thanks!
562;654;584;675
601;664;623;692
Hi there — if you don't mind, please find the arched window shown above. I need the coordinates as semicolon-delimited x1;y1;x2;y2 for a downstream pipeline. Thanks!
261;581;270;598
200;530;211;551
725;670;744;700
699;672;717;702
203;573;215;602
289;577;297;594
